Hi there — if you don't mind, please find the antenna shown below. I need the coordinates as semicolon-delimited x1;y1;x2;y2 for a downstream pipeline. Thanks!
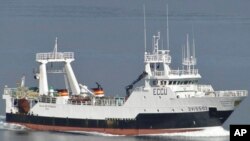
182;44;185;70
181;31;197;73
53;37;58;59
161;38;164;50
192;26;196;58
193;36;196;58
166;4;170;50
153;32;160;53
192;26;196;70
182;44;186;62
186;34;190;59
181;46;185;62
54;37;58;53
143;4;147;53
21;75;25;87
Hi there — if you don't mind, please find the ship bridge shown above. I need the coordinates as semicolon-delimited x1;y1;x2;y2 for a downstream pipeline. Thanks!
143;32;201;88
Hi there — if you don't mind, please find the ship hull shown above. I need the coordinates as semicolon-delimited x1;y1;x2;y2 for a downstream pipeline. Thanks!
6;110;232;135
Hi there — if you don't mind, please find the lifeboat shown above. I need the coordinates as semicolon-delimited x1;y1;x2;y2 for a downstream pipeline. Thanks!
92;82;105;97
57;89;69;96
92;88;105;97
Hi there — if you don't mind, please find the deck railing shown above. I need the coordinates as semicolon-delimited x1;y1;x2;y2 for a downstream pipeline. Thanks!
169;69;199;75
197;85;214;92
151;69;199;77
152;71;165;76
144;54;171;63
36;52;74;61
3;88;17;96
215;90;248;97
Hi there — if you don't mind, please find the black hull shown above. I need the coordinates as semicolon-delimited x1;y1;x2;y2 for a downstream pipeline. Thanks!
6;110;232;132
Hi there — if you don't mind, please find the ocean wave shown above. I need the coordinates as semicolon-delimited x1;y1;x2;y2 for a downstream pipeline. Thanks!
62;131;123;137
0;115;27;131
60;126;229;137
0;115;6;120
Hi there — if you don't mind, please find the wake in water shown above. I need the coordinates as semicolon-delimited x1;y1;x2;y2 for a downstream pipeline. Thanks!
147;126;229;137
0;115;27;131
57;126;229;137
62;131;123;137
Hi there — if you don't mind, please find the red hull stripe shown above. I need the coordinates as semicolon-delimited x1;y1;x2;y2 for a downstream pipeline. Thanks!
11;122;202;135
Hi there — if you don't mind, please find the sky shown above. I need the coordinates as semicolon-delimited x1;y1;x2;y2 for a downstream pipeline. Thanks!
0;0;250;129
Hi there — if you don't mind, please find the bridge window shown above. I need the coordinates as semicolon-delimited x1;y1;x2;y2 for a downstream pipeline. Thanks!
160;80;167;86
153;80;158;85
164;81;167;85
169;81;173;85
167;80;199;85
160;81;164;85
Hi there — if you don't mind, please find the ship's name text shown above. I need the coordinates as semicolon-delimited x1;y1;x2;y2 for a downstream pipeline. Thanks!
153;88;167;95
188;106;208;112
39;104;56;110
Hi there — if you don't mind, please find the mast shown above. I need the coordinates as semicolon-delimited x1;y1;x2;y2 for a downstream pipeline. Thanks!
166;4;170;50
153;32;160;54
182;33;197;73
187;34;191;71
186;34;190;62
36;38;81;95
192;33;196;70
53;37;58;57
20;75;25;87
143;4;147;53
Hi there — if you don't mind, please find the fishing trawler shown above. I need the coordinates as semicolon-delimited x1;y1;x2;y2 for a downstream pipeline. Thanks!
2;31;248;135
